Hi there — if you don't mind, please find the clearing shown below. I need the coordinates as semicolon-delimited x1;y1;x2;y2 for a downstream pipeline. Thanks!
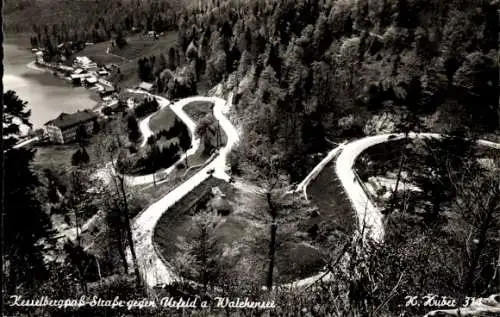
184;100;213;122
75;32;178;88
149;106;178;135
153;177;326;285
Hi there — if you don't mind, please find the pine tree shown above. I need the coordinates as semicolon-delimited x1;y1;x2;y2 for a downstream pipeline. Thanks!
127;114;141;143
3;91;54;293
75;124;89;148
3;90;32;148
178;123;191;152
71;148;90;166
196;114;216;155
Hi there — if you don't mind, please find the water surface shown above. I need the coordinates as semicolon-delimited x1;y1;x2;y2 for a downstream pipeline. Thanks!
4;39;97;129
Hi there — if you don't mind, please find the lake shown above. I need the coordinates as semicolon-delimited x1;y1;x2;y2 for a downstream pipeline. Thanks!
4;39;98;130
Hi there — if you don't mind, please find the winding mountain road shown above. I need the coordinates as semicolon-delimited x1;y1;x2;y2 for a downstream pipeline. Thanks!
334;132;500;316
124;91;202;186
99;89;498;315
127;92;238;287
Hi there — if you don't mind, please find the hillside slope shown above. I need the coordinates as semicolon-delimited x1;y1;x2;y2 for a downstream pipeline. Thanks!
164;0;499;182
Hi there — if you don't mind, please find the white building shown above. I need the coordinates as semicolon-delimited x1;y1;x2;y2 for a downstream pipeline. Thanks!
35;51;44;63
97;70;110;77
138;82;154;92
85;76;98;86
75;56;92;65
98;78;113;88
74;56;97;70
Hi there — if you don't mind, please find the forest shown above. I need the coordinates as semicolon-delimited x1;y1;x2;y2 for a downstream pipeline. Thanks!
169;0;499;182
50;0;495;181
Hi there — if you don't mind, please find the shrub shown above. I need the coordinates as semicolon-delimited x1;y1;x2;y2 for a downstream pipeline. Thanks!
227;149;242;176
101;106;112;116
71;148;90;166
134;97;159;118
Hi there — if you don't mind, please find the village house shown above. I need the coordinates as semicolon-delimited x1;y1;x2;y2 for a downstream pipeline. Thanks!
35;51;44;63
146;30;158;39
119;93;151;109
109;100;127;114
73;56;97;70
98;78;114;89
70;74;84;86
71;73;93;86
84;76;98;87
99;85;116;98
97;69;110;77
138;81;154;92
44;110;98;144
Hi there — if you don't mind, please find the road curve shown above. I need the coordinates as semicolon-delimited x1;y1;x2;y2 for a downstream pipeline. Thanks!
13;136;40;149
120;93;499;310
333;132;500;316
129;93;238;287
124;92;203;186
293;142;347;200
335;132;500;242
138;100;169;148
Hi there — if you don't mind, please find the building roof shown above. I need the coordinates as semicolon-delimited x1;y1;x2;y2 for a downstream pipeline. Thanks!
100;85;116;93
86;76;98;84
71;74;86;79
45;110;97;129
138;82;153;91
98;78;113;88
75;56;92;64
59;65;74;72
104;63;118;70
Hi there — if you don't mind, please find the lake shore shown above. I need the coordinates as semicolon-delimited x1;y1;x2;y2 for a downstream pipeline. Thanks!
26;60;51;73
4;40;100;128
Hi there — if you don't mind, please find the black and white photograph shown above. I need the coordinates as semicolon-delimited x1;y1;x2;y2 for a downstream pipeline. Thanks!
2;0;499;316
